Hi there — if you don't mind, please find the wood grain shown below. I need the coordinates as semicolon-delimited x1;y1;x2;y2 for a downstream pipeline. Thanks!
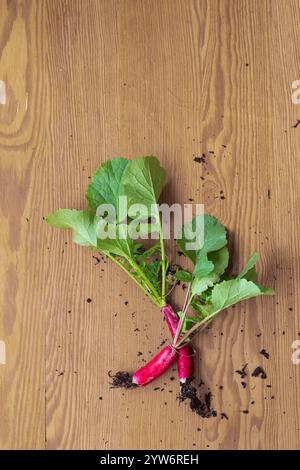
0;0;300;450
0;0;47;449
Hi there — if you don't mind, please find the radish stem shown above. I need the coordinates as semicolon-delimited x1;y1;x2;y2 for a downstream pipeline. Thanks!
159;219;166;302
172;283;191;347
127;257;162;305
105;252;161;307
175;309;223;348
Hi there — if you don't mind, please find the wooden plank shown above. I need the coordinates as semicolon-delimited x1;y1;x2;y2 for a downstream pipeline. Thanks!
1;0;300;449
0;0;47;450
44;0;300;449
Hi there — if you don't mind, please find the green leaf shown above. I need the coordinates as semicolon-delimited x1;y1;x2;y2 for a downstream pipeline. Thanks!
176;276;275;347
176;215;227;267
175;270;193;282
143;259;162;291
255;283;276;295
193;254;215;278
120;156;166;218
190;299;211;319
96;220;136;258
133;243;144;254
86;157;130;214
193;216;227;277
237;252;259;282
46;209;99;248
191;273;219;296
138;243;161;262
210;278;274;312
208;246;229;277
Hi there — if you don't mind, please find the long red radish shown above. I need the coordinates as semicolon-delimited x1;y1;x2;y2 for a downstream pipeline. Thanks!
110;304;185;390
110;345;177;388
111;306;194;392
133;345;177;386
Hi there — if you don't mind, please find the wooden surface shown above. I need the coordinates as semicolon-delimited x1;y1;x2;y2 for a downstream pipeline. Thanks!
0;0;299;450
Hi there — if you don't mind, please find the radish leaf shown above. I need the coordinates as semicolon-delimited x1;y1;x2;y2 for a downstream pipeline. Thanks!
86;157;130;214
175;270;193;282
237;252;259;282
191;273;219;296
46;209;99;248
120;156;166;218
137;243;161;262
207;246;229;277
176;214;227;265
96;221;137;258
143;260;162;292
176;277;275;347
210;278;274;311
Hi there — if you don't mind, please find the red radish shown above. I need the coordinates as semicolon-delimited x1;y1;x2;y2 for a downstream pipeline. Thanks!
132;345;177;386
177;344;194;383
162;304;194;383
111;305;194;389
110;305;190;389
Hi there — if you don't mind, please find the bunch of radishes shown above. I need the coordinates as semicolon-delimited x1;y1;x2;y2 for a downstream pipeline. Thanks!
47;156;273;416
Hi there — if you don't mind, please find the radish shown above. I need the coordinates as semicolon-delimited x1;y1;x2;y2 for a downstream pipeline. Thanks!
110;345;176;388
111;303;191;388
46;156;274;418
162;304;194;383
177;344;194;384
133;345;177;386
